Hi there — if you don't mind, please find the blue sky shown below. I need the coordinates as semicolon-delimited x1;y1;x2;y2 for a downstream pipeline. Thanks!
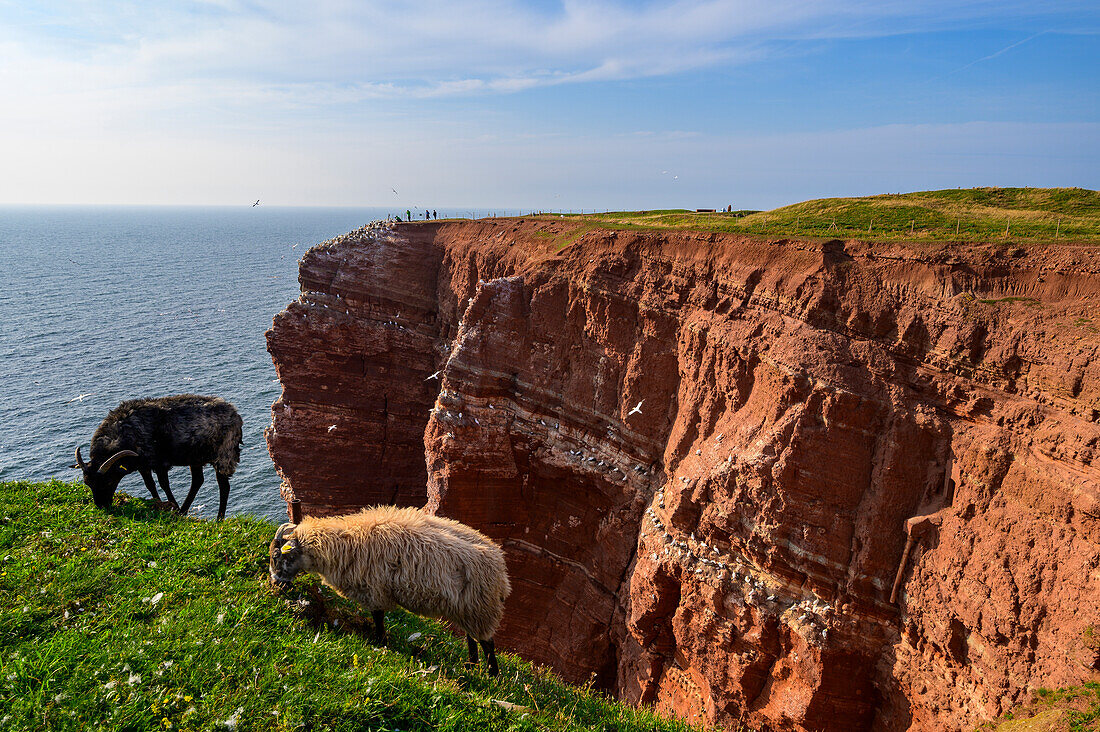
0;1;1097;209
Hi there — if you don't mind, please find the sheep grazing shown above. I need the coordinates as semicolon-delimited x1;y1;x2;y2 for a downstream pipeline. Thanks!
72;394;243;520
269;506;511;675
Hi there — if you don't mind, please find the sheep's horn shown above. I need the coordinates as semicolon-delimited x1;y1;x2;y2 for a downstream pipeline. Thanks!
74;446;87;469
98;450;139;474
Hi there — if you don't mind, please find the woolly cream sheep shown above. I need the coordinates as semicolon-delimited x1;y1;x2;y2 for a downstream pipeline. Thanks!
269;506;511;675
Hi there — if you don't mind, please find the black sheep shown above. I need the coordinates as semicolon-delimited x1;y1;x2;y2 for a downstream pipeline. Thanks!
73;394;243;520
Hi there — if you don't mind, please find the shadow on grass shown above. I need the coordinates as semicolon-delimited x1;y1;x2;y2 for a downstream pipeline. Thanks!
106;494;187;523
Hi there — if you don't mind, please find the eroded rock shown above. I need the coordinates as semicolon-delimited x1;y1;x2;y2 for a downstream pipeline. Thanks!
267;220;1100;731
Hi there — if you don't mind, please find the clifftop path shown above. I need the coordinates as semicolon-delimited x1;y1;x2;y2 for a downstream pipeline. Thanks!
266;218;1100;731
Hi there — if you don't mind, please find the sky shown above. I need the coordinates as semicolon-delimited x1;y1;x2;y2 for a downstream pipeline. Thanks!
0;0;1097;210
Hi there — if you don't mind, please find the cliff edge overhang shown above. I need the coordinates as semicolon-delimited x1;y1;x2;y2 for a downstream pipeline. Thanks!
266;218;1100;731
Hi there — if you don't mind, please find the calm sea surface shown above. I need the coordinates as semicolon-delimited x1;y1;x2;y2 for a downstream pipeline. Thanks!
0;205;519;521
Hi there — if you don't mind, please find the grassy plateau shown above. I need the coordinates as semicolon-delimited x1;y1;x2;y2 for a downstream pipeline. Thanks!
539;187;1100;243
0;480;699;732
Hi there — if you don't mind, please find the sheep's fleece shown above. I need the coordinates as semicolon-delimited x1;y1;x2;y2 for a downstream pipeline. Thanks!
269;506;510;641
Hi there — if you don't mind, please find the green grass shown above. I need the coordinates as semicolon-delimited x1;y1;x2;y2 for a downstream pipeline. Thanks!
541;188;1100;243
980;683;1100;731
0;480;701;732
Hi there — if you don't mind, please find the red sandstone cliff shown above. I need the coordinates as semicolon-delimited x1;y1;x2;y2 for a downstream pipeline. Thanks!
266;219;1100;731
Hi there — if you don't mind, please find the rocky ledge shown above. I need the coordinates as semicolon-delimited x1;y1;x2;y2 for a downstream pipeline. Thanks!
266;218;1100;731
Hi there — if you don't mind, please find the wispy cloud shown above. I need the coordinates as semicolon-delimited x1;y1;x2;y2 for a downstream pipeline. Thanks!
0;1;1095;206
2;0;1093;107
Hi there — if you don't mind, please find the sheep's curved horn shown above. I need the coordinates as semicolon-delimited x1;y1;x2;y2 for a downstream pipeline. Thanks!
74;446;87;469
98;450;139;474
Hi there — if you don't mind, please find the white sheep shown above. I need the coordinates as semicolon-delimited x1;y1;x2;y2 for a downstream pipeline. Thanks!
268;506;511;675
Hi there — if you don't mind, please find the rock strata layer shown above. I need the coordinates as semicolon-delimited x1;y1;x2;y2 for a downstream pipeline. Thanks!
266;219;1100;731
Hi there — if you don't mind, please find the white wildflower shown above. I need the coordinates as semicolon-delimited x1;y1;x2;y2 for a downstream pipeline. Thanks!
222;707;243;729
151;592;163;605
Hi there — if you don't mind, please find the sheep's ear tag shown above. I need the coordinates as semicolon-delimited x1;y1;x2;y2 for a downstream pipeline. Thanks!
281;542;295;554
118;466;127;472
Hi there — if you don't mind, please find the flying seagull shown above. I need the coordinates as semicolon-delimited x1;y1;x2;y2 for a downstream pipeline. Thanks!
425;370;442;381
252;199;260;207
67;393;93;404
628;400;644;416
391;187;399;196
327;425;337;432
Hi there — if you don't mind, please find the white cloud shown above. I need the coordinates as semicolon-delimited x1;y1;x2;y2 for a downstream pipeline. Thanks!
2;0;1091;107
0;2;1095;205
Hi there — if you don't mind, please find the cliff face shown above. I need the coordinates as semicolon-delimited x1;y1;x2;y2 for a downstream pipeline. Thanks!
266;219;1100;731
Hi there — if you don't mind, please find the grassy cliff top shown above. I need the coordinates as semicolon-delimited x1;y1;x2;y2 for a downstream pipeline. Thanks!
0;480;698;732
545;187;1100;243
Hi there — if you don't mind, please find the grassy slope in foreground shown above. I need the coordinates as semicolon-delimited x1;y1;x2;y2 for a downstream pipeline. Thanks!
554;187;1100;243
0;480;700;732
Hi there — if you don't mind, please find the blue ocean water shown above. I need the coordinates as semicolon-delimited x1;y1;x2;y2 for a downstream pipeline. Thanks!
0;205;516;521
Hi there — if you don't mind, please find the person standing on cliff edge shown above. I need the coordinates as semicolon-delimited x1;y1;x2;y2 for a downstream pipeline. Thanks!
406;209;411;222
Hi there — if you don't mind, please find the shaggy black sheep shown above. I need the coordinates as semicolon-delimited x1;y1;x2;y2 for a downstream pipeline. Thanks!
73;394;242;520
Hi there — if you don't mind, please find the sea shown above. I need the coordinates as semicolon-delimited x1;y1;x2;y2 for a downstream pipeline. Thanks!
0;205;525;521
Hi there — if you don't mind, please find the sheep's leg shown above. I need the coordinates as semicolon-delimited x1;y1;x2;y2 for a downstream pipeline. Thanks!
139;468;161;502
215;473;230;521
372;610;386;644
480;639;498;676
155;468;180;510
466;636;479;667
177;464;204;515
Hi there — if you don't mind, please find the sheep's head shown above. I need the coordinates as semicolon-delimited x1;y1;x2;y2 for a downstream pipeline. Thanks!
269;523;307;590
72;446;138;509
